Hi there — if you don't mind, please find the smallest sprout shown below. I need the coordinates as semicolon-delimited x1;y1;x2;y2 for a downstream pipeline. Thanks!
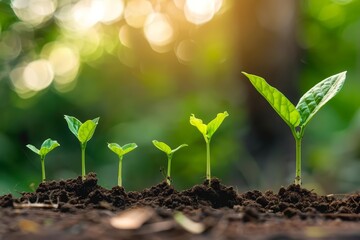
26;138;60;182
108;143;138;187
152;140;188;185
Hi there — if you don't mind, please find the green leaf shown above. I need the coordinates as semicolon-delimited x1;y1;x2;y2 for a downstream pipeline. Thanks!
242;72;301;128
64;115;82;138
78;119;99;143
92;117;100;124
39;138;60;156
26;144;40;155
189;114;207;137
296;71;347;128
171;144;188;154
152;140;172;155
207;111;229;139
108;143;138;157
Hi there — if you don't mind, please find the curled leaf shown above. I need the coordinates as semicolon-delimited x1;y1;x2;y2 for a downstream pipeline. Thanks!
152;140;172;155
108;143;138;157
26;144;40;155
189;114;207;137
64;115;82;137
78;119;99;144
39;138;60;156
207;111;229;139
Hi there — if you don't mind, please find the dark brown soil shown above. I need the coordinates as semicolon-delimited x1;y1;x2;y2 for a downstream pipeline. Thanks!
0;173;359;239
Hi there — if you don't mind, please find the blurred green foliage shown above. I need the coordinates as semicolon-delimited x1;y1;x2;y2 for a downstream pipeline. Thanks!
0;0;359;194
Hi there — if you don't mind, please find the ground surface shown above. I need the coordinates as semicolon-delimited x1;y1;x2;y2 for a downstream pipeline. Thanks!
0;173;359;239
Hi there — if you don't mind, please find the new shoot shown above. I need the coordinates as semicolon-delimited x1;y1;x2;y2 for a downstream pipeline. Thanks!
152;140;188;185
64;115;99;180
190;111;229;183
108;143;138;187
243;71;346;185
26;138;60;182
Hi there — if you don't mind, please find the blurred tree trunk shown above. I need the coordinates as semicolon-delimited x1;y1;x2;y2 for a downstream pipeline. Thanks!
233;0;300;186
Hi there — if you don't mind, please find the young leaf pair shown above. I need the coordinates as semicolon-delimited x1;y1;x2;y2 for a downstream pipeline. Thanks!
152;140;188;185
64;115;99;180
190;111;229;183
243;71;346;185
27;138;60;182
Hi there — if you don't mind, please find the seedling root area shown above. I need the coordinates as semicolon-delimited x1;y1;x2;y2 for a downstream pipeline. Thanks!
0;173;360;239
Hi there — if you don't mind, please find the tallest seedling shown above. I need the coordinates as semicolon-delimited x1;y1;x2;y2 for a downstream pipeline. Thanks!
242;71;346;185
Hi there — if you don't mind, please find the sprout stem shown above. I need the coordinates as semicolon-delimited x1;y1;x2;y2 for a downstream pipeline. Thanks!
295;137;302;185
81;143;86;180
41;156;46;182
166;155;172;185
118;156;123;187
206;140;211;183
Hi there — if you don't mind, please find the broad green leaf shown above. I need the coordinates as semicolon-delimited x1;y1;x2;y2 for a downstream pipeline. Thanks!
242;72;301;128
296;71;346;127
152;140;172;155
108;143;138;157
207;111;229;139
39;138;60;156
78;119;99;143
64;115;82;137
171;144;188;154
189;114;207;137
26;144;40;155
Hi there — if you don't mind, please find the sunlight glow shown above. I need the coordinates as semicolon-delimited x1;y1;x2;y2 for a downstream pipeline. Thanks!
124;0;153;28
144;13;174;52
119;25;132;48
184;0;223;24
47;44;80;85
175;39;197;63
23;60;54;91
55;0;124;31
11;0;57;26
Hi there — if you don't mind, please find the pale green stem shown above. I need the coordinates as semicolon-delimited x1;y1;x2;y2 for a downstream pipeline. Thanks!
295;136;302;185
41;156;46;182
81;143;87;180
166;154;172;185
292;127;304;185
118;156;123;187
206;139;211;183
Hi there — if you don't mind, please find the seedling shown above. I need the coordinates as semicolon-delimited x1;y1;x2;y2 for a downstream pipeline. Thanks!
26;138;60;182
152;140;188;185
107;143;138;187
242;71;346;185
64;115;99;180
190;111;229;183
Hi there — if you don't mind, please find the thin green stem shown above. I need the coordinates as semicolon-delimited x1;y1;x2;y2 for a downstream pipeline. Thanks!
291;127;304;185
295;136;302;185
166;154;172;185
41;156;46;182
118;156;123;187
206;139;211;183
81;143;87;180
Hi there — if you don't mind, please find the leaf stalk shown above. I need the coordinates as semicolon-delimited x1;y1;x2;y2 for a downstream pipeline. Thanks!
81;143;87;180
118;156;123;187
41;156;46;182
167;154;172;185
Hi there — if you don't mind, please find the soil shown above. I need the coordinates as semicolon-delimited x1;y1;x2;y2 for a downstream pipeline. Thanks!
0;172;359;239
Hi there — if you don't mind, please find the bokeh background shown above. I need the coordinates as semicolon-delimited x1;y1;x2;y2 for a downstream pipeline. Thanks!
0;0;359;195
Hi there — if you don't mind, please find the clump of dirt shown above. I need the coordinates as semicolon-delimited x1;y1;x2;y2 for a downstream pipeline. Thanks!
2;173;360;222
